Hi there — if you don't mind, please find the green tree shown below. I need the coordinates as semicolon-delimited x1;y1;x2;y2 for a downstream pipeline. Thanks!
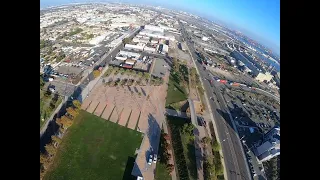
182;123;195;136
66;107;79;119
122;37;131;44
40;75;45;88
72;100;81;110
212;140;221;151
202;137;211;145
51;135;62;147
93;70;101;78
45;143;56;157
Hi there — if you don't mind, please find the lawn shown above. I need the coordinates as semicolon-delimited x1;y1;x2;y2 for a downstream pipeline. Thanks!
155;163;171;180
44;110;143;180
167;116;197;180
166;74;187;106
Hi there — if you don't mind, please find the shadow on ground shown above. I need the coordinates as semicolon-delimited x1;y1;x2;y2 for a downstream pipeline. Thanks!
122;156;139;180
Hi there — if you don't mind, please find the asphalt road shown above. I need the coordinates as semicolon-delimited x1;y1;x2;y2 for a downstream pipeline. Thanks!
179;20;252;180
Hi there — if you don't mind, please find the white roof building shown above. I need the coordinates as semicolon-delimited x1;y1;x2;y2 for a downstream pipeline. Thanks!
254;126;280;162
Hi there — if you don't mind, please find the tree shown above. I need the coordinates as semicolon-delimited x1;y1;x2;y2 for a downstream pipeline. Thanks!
40;76;45;88
212;140;221;151
45;143;56;157
56;115;73;129
66;107;79;119
138;71;143;77
122;37;131;44
163;133;170;140
202;137;211;145
93;70;101;78
40;153;49;165
72;100;81;110
143;73;150;79
182;123;195;136
51;135;62;147
166;164;174;173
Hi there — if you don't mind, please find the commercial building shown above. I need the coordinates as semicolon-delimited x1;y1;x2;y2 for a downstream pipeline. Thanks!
254;126;280;162
144;25;164;33
255;72;273;82
202;36;209;41
125;43;145;51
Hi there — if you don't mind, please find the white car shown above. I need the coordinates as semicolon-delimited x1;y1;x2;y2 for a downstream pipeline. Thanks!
148;155;153;165
153;154;157;163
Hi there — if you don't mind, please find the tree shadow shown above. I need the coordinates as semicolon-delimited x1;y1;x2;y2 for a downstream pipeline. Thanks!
133;86;139;93
127;86;132;92
147;114;161;155
140;87;146;96
180;100;189;112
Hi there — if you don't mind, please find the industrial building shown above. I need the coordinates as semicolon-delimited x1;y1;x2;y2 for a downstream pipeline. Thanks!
255;72;273;82
139;25;175;41
254;126;280;162
231;51;260;77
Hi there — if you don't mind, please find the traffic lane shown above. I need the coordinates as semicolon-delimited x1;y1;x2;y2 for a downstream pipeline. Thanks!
181;23;249;179
213;81;251;180
202;78;237;179
201;66;251;180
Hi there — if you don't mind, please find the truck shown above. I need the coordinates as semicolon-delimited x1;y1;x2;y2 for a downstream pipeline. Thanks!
220;80;227;84
232;82;240;87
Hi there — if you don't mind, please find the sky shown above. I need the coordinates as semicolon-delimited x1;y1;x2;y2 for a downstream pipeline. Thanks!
40;0;280;55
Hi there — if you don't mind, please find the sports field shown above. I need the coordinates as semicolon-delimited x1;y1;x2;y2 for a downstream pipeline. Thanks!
44;110;143;180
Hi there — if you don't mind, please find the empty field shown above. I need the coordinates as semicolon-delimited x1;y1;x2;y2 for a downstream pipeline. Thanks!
44;110;143;180
165;74;187;106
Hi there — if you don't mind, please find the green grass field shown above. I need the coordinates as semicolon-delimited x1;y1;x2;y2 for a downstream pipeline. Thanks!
44;110;143;180
155;163;171;180
166;74;187;106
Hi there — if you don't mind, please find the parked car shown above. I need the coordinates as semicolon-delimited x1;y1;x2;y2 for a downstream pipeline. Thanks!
153;154;157;163
148;155;153;165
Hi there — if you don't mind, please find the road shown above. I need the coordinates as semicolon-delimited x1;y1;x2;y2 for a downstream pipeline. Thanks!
179;20;252;180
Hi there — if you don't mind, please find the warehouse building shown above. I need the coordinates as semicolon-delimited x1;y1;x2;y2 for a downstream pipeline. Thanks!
254;126;280;162
231;51;260;77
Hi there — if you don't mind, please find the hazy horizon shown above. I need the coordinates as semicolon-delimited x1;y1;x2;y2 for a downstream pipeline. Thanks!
40;0;280;56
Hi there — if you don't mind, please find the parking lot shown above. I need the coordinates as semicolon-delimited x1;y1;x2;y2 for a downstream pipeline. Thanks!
151;58;170;78
214;85;279;180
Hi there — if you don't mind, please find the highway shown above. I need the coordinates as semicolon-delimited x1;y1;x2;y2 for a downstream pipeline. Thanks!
179;20;252;180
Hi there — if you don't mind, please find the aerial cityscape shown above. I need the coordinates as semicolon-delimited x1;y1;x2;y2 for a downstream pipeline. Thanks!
40;1;280;180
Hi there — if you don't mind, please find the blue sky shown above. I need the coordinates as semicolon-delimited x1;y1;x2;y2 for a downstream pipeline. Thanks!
41;0;280;54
